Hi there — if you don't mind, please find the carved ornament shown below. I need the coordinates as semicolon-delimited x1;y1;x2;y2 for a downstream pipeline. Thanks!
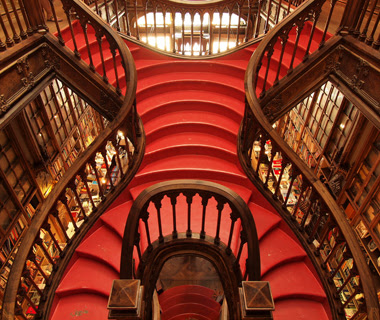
42;44;61;70
263;96;283;122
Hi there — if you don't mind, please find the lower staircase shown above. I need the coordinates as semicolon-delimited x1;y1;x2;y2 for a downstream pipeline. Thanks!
48;24;331;320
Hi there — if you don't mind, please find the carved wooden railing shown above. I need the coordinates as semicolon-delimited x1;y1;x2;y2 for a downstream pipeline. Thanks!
77;0;306;56
1;1;144;319
119;180;261;319
0;0;35;51
240;0;380;320
338;0;380;50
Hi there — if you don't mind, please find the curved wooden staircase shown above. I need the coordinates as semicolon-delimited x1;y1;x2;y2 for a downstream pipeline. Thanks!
48;22;331;320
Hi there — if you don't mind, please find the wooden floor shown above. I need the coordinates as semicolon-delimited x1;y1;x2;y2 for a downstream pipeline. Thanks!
158;255;224;296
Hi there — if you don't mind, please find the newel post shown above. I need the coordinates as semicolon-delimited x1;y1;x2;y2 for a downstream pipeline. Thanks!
20;0;46;32
108;279;144;319
240;281;275;319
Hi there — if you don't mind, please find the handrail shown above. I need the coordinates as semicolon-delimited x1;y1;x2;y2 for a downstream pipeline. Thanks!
1;0;142;319
241;0;380;319
81;0;303;56
120;180;261;318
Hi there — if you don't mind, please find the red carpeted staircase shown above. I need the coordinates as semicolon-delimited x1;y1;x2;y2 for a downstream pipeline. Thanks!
48;23;331;320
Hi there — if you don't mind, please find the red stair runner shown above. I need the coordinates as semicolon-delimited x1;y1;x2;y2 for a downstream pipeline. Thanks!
49;23;331;320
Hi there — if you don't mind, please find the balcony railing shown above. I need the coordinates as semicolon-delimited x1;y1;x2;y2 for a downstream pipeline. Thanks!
120;180;261;319
1;0;143;319
72;0;311;56
240;0;380;320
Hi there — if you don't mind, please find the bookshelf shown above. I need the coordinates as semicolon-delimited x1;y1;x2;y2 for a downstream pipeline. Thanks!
0;79;107;305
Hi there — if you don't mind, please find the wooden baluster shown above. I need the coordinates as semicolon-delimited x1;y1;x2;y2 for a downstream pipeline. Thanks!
9;0;27;39
153;198;164;243
199;12;203;55
283;170;296;207
48;0;62;38
169;193;179;238
22;269;43;297
51;209;69;242
172;9;176;52
124;0;131;35
288;20;304;75
0;33;7;51
366;10;380;46
200;194;211;239
322;236;344;269
95;31;109;83
113;0;120;31
255;0;263;38
163;8;167;51
260;45;274;97
153;5;158;47
209;11;214;54
291;182;308;219
35;237;55;265
275;0;283;25
299;196;315;231
134;232;142;261
218;11;222;53
144;0;148;42
214;198;225;245
70;181;88;221
28;251;49;282
273;158;288;199
104;0;110;24
185;192;195;237
114;140;125;178
307;206;326;243
244;0;252;42
329;250;351;283
286;0;292;16
42;220;63;255
141;210;152;251
320;0;338;48
0;0;19;44
273;32;289;85
235;229;247;264
61;195;78;231
79;171;96;209
101;149;114;190
226;8;231;49
359;0;378;42
226;211;238;255
353;0;371;37
303;12;319;62
19;0;33;35
236;3;242;46
91;0;99;15
17;286;38;314
134;0;140;39
80;20;96;72
255;135;267;175
190;12;194;56
264;0;273;34
264;143;275;187
182;12;185;55
64;7;81;59
110;41;122;94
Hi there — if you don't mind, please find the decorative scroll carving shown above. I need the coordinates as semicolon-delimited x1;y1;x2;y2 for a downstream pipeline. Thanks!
42;44;61;70
16;57;36;90
100;91;119;120
0;95;9;115
349;59;369;90
263;96;283;122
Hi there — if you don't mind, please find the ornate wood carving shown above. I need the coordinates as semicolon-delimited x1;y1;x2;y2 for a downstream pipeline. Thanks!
0;43;52;118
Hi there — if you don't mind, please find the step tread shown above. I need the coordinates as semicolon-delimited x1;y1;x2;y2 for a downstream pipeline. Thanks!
259;228;307;275
50;293;108;320
56;257;117;297
248;202;282;240
273;298;329;320
76;225;121;272
263;261;326;302
101;200;134;238
162;303;220;320
160;293;220;312
159;285;216;304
